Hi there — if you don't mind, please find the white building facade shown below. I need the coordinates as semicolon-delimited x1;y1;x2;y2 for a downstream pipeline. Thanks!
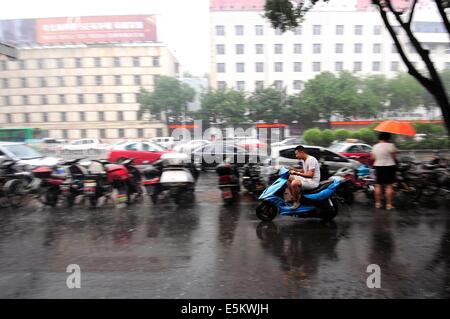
210;0;450;94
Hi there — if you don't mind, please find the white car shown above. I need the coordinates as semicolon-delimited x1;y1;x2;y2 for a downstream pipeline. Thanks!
271;137;303;148
62;138;109;153
148;137;179;149
173;139;211;154
0;142;60;168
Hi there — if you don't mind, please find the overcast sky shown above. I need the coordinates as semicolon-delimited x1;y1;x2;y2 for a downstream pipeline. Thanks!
0;0;210;76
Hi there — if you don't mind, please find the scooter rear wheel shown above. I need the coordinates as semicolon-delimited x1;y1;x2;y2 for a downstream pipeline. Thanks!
319;198;339;222
256;201;279;222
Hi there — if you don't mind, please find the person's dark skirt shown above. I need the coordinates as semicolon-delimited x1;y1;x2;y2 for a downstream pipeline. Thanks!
375;165;396;185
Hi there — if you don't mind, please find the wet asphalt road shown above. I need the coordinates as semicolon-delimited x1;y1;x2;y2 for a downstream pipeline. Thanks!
0;172;449;299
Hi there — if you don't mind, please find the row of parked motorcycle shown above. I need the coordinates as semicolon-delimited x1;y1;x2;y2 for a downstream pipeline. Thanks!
0;152;200;209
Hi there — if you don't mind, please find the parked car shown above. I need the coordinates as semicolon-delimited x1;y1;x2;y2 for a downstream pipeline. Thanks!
173;139;211;154
270;137;303;148
328;141;373;166
0;142;60;168
148;137;179;149
226;137;266;150
62;138;109;153
40;138;64;152
108;141;171;165
192;142;265;170
269;145;360;174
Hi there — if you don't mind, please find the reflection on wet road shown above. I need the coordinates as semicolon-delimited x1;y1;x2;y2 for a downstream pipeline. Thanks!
0;173;448;298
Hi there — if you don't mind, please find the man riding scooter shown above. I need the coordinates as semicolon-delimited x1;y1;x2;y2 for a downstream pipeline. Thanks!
287;145;321;209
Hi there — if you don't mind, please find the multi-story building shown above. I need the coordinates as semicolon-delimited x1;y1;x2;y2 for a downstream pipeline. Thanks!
210;0;450;94
0;15;179;141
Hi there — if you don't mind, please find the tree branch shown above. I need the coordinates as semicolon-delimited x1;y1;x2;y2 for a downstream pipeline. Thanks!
375;2;433;91
407;0;418;26
435;0;450;40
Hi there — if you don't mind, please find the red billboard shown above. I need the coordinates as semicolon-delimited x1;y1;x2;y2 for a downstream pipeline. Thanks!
35;15;157;45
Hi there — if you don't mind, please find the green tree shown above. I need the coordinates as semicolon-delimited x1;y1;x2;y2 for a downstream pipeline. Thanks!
334;129;351;141
387;73;424;111
263;0;450;136
138;76;195;124
248;87;290;123
360;75;390;116
198;88;248;126
303;128;323;145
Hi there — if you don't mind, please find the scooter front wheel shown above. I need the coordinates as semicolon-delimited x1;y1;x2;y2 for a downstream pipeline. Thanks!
256;201;279;222
319;197;339;222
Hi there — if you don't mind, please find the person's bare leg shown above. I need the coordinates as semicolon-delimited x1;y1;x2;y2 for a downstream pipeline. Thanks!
291;180;302;208
375;184;382;208
385;184;394;209
287;176;295;202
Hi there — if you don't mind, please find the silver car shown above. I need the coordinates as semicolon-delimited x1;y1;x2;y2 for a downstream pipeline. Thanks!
0;142;60;168
269;145;360;174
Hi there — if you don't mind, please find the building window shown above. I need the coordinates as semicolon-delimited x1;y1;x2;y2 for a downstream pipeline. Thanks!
22;96;28;105
392;44;398;53
61;112;67;122
255;44;264;54
355;25;363;35
134;75;141;85
0;60;6;70
99;112;105;121
294;43;302;54
118;111;124;121
57;58;64;68
313;62;321;72
42;112;48;122
100;129;106;139
313;43;321;54
18;60;25;69
78;94;85;104
217;81;227;90
79;112;86;121
255;62;264;72
354;43;363;53
236;44;245;54
153;57;160;67
4;96;10;106
274;44;283;54
236;63;245;73
94;57;101;68
2;78;8;88
62;130;68;139
118;128;125;138
373;43;382;54
41;95;48;105
255;25;264;35
274;81;283;90
97;94;104;103
137;128;144;138
354;61;362;72
6;114;12;123
132;57;140;67
313;25;321;35
95;76;103;86
24;113;30;123
391;61;399;71
275;28;283;35
216;25;225;36
113;57;121;67
293;80;303;90
40;77;47;87
116;93;123;103
216;44;225;55
76;76;83;86
274;62;283;72
255;81;264;90
335;61;343;71
294;26;302;35
37;59;45;69
335;43;344;54
374;25;382;35
155;128;163;137
56;76;64;87
59;94;66;104
336;25;344;35
294;62;302;72
81;129;87;138
235;25;244;36
236;81;245;91
115;75;122;85
75;58;82;68
372;61;381;72
20;78;27;88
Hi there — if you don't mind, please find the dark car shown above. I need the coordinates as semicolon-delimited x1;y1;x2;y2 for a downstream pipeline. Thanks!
192;142;266;170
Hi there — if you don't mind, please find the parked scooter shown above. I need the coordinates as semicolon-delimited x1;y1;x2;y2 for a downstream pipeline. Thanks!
117;158;144;204
256;167;341;222
216;162;240;204
148;153;197;205
242;163;265;198
32;164;67;207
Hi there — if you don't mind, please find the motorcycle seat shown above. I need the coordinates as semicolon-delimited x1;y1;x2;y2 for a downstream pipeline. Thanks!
302;180;334;194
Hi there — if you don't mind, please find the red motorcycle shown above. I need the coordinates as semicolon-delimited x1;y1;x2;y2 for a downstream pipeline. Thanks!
32;166;67;207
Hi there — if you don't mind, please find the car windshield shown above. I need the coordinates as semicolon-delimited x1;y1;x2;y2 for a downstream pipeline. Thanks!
328;143;348;152
5;144;43;159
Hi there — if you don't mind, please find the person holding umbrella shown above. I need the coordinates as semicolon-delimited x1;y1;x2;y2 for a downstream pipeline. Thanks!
371;120;416;210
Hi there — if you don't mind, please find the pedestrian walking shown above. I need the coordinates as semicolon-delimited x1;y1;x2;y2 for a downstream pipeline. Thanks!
371;132;397;210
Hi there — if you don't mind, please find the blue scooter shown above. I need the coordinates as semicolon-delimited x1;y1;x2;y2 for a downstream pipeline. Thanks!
256;167;341;222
